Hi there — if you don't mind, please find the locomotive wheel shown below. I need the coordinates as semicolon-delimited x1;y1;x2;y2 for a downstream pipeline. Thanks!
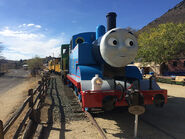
102;96;116;111
154;94;165;107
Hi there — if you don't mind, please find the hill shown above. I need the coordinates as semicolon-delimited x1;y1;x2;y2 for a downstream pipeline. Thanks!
138;0;185;33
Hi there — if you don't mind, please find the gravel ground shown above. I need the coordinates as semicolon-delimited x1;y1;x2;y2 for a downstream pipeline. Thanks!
39;76;100;139
94;82;185;139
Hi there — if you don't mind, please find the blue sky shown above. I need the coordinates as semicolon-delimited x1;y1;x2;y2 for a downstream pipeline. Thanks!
0;0;182;60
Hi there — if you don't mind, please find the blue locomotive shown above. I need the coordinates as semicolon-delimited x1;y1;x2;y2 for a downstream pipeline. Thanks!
62;12;167;111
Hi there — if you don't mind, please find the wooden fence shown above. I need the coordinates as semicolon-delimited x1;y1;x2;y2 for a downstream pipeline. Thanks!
0;73;50;139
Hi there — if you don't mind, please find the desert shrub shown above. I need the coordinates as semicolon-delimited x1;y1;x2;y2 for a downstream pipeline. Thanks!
27;57;43;76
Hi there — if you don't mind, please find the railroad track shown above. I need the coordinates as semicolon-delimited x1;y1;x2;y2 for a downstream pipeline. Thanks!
58;76;107;139
69;85;108;139
85;111;107;139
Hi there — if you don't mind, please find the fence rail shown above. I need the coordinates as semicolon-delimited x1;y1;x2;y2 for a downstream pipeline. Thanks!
0;73;50;139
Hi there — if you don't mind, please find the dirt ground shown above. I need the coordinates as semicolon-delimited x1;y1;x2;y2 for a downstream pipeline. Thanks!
2;73;184;139
0;69;30;94
39;76;185;139
0;77;40;122
157;82;185;97
39;76;100;139
94;83;185;139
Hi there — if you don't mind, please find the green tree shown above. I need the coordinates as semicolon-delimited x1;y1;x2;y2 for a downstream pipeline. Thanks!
27;56;43;76
136;23;185;74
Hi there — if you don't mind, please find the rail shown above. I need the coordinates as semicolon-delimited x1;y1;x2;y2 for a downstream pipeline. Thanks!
73;90;107;139
85;111;107;139
0;73;50;139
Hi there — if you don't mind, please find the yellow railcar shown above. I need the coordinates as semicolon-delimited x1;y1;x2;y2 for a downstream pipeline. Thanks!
48;58;61;74
48;60;52;71
48;60;55;72
54;58;61;74
55;64;61;73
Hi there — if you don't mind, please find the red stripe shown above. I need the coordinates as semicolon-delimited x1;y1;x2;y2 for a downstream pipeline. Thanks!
67;74;81;88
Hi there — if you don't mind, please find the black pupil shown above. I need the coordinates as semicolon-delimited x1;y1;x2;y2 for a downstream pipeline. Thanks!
113;40;117;45
129;41;133;46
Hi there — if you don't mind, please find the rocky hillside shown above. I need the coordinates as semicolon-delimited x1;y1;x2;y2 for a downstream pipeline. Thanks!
138;0;185;33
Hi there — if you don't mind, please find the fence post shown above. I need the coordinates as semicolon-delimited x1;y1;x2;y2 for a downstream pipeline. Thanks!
28;89;33;108
44;77;47;94
42;77;45;94
0;120;4;139
30;109;40;124
38;81;42;93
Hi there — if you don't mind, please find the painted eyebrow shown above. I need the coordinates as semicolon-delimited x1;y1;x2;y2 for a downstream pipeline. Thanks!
128;31;136;37
128;31;133;35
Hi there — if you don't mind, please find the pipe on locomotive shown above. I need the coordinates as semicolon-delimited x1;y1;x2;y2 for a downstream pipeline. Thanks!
96;12;117;39
106;12;117;31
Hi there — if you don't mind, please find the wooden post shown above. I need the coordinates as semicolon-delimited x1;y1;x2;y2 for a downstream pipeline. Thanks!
44;79;46;92
42;78;45;94
45;78;48;92
28;89;33;108
0;120;4;139
38;81;42;93
30;109;40;123
38;81;42;85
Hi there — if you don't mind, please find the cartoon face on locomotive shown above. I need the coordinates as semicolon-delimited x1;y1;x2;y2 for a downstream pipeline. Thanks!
65;12;167;112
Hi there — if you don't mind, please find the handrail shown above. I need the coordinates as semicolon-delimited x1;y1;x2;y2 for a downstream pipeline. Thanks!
3;96;31;134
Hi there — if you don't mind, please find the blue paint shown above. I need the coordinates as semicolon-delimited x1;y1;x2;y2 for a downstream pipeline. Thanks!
78;93;82;102
78;43;96;65
79;65;102;80
92;37;105;65
67;81;73;87
74;87;78;96
125;66;143;80
71;32;96;49
69;37;98;80
96;25;105;39
85;107;89;111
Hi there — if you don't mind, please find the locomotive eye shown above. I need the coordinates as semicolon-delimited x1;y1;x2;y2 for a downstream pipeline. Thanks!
125;38;134;47
108;37;118;46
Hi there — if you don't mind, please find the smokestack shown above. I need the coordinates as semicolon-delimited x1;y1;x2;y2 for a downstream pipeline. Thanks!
106;12;117;31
